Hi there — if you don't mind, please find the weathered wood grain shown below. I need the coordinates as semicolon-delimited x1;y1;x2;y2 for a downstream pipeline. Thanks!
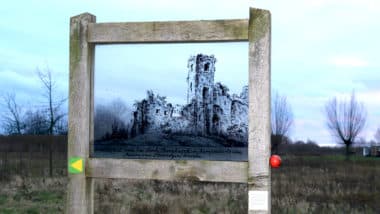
86;158;248;183
248;8;271;214
67;12;96;214
88;19;248;43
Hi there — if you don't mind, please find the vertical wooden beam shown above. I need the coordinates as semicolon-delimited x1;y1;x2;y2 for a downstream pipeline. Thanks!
248;8;271;214
67;13;96;214
86;12;96;214
87;14;96;214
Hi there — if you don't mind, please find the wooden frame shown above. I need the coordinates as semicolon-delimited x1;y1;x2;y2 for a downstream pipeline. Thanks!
67;8;271;214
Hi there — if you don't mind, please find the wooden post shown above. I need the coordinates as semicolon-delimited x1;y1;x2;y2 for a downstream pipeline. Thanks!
248;8;271;214
67;13;96;214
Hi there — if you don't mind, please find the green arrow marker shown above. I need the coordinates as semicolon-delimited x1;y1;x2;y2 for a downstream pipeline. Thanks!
69;157;83;174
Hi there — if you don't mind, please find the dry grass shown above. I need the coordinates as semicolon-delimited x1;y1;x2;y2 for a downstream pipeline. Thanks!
0;155;379;213
94;179;247;214
0;151;66;179
271;155;380;213
0;176;66;213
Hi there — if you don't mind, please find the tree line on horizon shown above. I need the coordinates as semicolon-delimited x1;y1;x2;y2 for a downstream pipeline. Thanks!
272;90;380;159
0;67;67;136
1;68;379;159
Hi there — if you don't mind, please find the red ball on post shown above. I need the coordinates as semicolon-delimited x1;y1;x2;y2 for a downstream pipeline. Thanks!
270;155;281;168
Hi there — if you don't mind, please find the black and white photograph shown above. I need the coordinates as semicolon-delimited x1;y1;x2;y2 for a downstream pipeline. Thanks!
93;43;249;160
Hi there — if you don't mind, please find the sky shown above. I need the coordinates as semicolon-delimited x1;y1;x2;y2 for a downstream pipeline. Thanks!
0;0;379;146
95;43;248;107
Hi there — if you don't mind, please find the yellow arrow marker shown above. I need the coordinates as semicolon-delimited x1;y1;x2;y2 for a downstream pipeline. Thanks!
69;157;83;174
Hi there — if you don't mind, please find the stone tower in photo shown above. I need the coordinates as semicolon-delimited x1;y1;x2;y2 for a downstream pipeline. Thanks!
129;53;247;143
186;54;216;135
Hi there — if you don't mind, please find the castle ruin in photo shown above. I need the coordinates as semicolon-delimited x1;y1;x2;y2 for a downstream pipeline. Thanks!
130;54;248;145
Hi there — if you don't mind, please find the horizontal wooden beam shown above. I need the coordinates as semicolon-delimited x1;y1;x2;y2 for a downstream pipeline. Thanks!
86;158;248;183
87;19;248;44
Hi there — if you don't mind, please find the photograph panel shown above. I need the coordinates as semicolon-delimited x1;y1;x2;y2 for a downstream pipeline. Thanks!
93;42;248;161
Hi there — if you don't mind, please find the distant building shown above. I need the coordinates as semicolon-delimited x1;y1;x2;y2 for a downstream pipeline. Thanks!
363;147;371;157
130;54;248;144
362;146;380;157
371;146;380;157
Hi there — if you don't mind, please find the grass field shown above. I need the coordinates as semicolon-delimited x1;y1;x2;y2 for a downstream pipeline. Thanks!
271;155;380;213
0;155;379;213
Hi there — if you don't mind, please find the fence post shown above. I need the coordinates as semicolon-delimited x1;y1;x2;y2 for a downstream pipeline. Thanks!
0;152;4;179
4;151;8;178
30;144;32;176
19;149;22;175
248;8;271;214
49;136;53;177
67;13;96;214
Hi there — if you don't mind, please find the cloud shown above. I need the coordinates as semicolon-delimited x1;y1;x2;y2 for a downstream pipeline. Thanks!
327;90;380;107
357;91;380;105
0;70;41;120
292;118;334;145
0;69;40;94
328;56;369;68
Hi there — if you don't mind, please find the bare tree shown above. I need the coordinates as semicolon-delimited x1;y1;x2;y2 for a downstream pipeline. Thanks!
37;67;67;177
1;93;25;135
271;92;294;154
325;92;366;159
37;67;67;135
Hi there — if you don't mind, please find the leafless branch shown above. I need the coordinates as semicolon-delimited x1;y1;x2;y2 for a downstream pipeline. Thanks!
1;92;24;134
36;67;67;135
325;91;366;158
271;92;293;136
271;91;294;154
